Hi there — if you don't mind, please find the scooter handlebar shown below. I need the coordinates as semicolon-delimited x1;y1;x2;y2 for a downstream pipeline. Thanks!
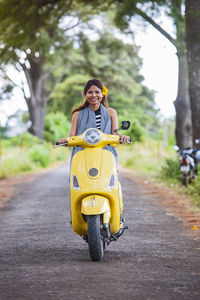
53;134;133;148
52;141;68;148
118;137;133;144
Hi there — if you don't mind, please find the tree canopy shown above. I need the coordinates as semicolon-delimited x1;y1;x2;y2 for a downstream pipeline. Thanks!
112;0;193;148
49;30;158;130
0;0;160;140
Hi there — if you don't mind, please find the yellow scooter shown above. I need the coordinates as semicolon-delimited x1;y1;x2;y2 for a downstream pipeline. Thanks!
54;124;130;261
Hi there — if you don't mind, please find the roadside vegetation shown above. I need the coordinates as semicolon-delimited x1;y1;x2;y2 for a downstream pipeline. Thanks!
0;1;199;209
118;139;200;208
1;124;200;208
160;156;200;208
118;139;170;177
0;113;70;179
0;133;69;179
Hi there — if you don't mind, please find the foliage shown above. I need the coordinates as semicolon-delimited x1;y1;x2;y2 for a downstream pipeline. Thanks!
44;112;70;143
113;0;194;150
49;30;159;134
0;125;9;138
160;157;180;180
118;116;144;141
118;138;167;177
0;0;94;61
0;157;34;178
0;80;14;101
186;179;200;207
0;0;160;139
7;132;40;147
0;0;107;138
48;74;88;117
29;145;51;167
0;134;68;179
160;155;200;207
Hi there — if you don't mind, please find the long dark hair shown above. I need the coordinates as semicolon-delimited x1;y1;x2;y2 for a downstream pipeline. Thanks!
72;79;108;114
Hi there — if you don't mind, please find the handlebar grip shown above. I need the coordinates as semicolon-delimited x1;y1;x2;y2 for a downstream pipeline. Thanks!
56;141;60;145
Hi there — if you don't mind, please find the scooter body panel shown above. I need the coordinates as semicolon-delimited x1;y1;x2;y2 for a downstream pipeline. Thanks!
70;148;122;235
81;195;111;225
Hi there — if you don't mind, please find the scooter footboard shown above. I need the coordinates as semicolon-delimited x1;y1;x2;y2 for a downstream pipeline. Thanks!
81;195;111;224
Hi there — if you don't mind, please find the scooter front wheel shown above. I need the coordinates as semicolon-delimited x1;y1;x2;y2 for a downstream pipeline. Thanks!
87;215;104;261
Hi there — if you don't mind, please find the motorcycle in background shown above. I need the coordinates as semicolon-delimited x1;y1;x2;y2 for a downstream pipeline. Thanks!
174;139;200;186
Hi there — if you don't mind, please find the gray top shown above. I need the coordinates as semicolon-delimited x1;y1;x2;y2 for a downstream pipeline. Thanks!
70;104;118;167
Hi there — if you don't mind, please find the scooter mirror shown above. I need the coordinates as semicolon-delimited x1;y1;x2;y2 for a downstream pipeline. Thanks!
173;145;179;151
121;121;130;130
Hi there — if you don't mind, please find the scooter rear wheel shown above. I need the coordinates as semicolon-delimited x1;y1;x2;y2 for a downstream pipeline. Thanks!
182;175;188;187
87;215;104;261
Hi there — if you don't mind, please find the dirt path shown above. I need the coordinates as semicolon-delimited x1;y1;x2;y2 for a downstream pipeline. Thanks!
0;164;200;300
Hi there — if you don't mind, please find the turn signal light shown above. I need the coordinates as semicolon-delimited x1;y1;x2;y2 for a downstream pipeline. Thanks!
108;174;115;188
72;175;80;190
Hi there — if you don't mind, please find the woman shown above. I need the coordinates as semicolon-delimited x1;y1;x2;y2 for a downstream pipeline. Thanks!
59;79;130;164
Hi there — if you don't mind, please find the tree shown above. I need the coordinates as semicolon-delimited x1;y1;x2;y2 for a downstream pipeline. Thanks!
113;0;193;149
0;0;96;139
49;31;159;130
186;0;200;145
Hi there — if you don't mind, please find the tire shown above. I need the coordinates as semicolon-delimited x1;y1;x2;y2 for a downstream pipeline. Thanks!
87;215;104;261
182;175;187;187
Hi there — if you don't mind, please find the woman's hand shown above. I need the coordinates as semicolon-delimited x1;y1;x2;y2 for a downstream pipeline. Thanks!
58;138;68;144
118;134;130;144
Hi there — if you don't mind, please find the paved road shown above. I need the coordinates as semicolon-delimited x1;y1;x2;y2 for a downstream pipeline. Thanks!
0;164;200;300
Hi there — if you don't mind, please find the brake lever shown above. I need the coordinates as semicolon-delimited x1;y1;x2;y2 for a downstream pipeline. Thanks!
119;140;133;144
52;142;68;148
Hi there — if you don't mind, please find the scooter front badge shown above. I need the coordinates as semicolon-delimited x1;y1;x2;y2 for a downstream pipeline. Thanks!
91;196;95;207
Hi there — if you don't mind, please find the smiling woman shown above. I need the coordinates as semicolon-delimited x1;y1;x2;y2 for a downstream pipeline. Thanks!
59;78;130;143
58;78;130;166
72;79;108;117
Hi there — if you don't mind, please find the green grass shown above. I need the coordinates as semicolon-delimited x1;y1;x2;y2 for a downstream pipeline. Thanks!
0;138;69;179
118;139;173;177
185;179;200;207
118;139;200;208
1;135;200;208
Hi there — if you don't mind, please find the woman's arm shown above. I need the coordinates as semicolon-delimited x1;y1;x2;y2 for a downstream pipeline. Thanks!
68;111;79;137
59;111;79;144
108;107;130;143
108;107;118;134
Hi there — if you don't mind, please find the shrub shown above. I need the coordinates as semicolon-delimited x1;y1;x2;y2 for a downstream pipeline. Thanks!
186;179;200;207
0;157;33;179
161;157;180;180
8;132;40;147
29;145;51;167
44;112;70;143
118;116;144;142
127;119;144;142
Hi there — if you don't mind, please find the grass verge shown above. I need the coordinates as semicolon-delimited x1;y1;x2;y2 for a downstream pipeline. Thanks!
0;135;69;179
118;140;200;208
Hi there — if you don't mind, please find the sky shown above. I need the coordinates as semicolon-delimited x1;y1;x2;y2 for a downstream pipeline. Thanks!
0;14;178;125
134;25;177;118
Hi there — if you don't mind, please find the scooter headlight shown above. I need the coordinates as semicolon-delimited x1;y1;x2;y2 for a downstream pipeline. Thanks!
84;128;101;145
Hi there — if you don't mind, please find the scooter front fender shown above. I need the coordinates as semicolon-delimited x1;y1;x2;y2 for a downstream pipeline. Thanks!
81;195;111;224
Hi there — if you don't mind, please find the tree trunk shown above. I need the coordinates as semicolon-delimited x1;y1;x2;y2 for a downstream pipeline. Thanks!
133;4;193;150
26;99;46;140
23;54;48;140
186;0;200;146
174;52;192;149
